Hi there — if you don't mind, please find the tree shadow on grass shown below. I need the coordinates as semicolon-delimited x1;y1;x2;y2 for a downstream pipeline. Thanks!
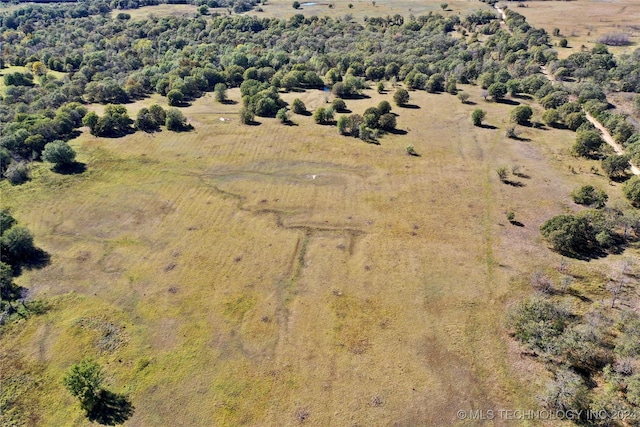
245;120;261;126
87;390;134;426
399;104;420;109
386;128;408;135
478;123;498;130
496;98;521;106
504;179;525;187
220;99;237;105
53;161;87;175
508;220;525;227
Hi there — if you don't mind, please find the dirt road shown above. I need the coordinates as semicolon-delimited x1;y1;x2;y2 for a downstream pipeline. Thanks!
585;112;640;175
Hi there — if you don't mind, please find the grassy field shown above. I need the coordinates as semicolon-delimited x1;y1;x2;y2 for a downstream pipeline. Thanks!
507;0;640;59
3;77;636;425
251;0;494;20
0;65;67;94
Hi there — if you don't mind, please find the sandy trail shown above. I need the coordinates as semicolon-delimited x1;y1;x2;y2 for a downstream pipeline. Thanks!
585;112;640;175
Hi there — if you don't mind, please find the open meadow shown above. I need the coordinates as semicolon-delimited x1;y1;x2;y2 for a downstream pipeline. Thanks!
2;80;635;425
508;0;640;58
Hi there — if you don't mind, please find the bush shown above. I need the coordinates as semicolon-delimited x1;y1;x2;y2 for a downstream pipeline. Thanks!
165;108;191;131
42;140;76;169
623;176;640;207
510;105;533;125
540;214;595;254
291;98;306;114
471;109;486;126
214;83;227;103
571;185;608;208
331;98;347;112
506;297;571;353
239;107;255;125
166;89;184;106
457;92;470;104
601;155;630;180
573;130;603;158
313;107;334;124
276;108;290;124
377;100;391;115
564;112;585;131
378;113;396;131
393;88;410;106
3;161;29;185
1;225;35;262
488;82;507;100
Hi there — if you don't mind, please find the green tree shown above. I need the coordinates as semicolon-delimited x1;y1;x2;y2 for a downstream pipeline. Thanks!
510;105;533;125
291;98;306;114
540;214;595;254
542;108;561;127
239;106;255;125
135;108;159;132
332;98;347;112
214;83;227;103
149;104;166;126
3;161;29;185
488;82;507;101
276;108;290;124
457;92;470;104
571;185;608;208
471;109;486;126
624;176;640;207
165;108;190;131
601;155;630;180
42;140;76;169
0;210;16;235
337;115;349;135
82;111;99;134
573;130;603;158
377;100;392;115
379;113;397;131
376;81;385;93
167;89;184;107
393;88;410;106
292;1;300;9
1;225;35;262
63;359;104;413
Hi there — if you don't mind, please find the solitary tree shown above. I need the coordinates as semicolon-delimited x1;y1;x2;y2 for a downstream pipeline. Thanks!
63;359;104;413
393;88;410;106
239;106;255;124
573;130;603;158
571;185;608;208
292;1;300;9
377;100;392;115
510;105;533;125
471;109;486;126
214;83;227;103
276;108;290;124
291;98;306;114
379;113;397;131
42;140;77;169
166;89;184;107
457;92;470;104
331;98;347;112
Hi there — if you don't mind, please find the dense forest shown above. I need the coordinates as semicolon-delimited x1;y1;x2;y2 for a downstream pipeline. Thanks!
2;1;640;424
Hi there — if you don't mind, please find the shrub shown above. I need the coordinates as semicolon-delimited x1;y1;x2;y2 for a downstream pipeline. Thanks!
239;107;255;125
214;83;227;103
496;166;508;182
488;82;507;100
393;88;410;106
166;89;184;106
4;162;29;185
378;113;397;131
291;98;306;114
571;185;608;208
377;100;391;115
457;92;470;104
471;109;486;126
573;130;603;158
506;297;571;353
601;155;630;180
623;176;640;207
564;112;585;131
331;98;347;112
1;225;35;262
63;359;104;413
165;108;191;131
510;105;533;125
276;108;290;124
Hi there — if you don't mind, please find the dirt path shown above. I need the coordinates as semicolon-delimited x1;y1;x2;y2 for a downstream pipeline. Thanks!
586;112;640;175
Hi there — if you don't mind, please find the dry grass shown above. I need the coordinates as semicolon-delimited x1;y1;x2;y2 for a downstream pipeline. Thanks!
118;4;200;21
248;0;493;20
507;0;640;58
1;83;636;425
